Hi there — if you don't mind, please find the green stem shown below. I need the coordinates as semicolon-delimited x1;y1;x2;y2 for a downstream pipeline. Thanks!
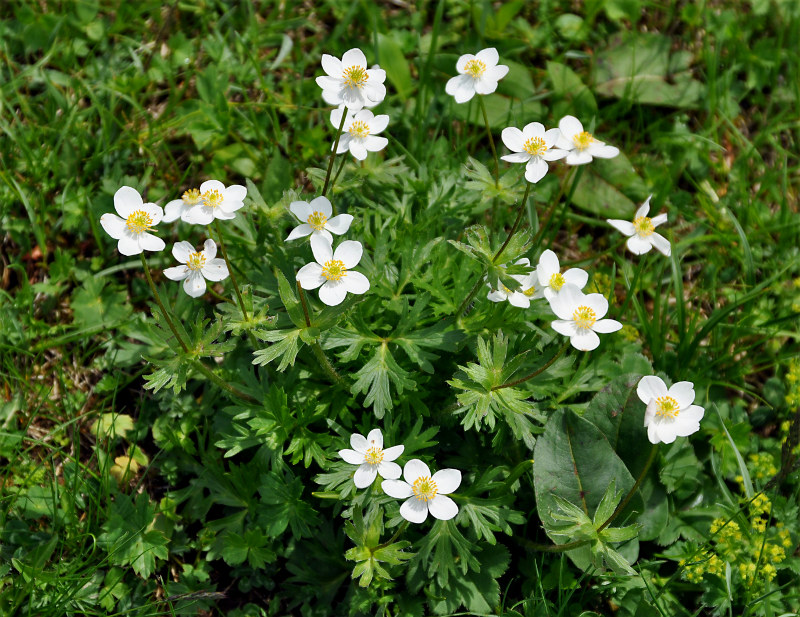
375;521;409;550
492;341;570;391
598;443;659;532
191;360;259;405
477;96;499;183
454;275;485;319
492;180;532;263
618;253;648;318
540;166;585;248
208;286;234;305
140;254;188;353
296;281;343;385
531;166;583;248
213;220;248;321
329;154;348;201
519;537;591;553
322;109;348;196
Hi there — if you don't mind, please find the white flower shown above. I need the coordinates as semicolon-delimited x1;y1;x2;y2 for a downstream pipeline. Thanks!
330;108;389;161
163;239;229;298
382;459;461;524
445;48;509;103
607;195;671;256
501;123;568;183
549;284;622;351
553;115;620;165
162;188;204;223
338;428;404;489
183;180;246;225
296;235;370;306
487;258;543;308
536;249;588;302
100;186;166;256
637;376;705;444
286;196;354;244
316;48;386;111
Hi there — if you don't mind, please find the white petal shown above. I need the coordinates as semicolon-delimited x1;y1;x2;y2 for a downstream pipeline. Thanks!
382;445;404;461
501;126;524;152
100;213;126;240
524;158;548;183
343;271;370;294
669;381;696;409
225;185;247;203
309;196;333;218
570;329;600;351
114;186;143;218
365;428;383;449
455;54;476;73
317;75;342;94
296;263;325;290
507;293;531;308
592;318;622;333
403;459;430;484
290;200;312;221
565;151;593;165
138;233;165;253
432;469;461;495
627;235;653;255
312;229;334;244
334;240;363;268
582;292;608;318
363;81;386;104
647;422;661;444
650;233;671;256
183;271;207;297
369;114;389;134
117;233;142;256
354;464;378;488
487;64;508;81
378;462;401;480
350;433;368;452
183;205;214;225
199;179;225;194
501;152;531;163
162;199;184;223
487;289;507;303
325;214;353;235
558;115;583;141
321;53;342;77
349;140;368;160
588;144;619;159
522;122;546;138
201;259;229;281
339;448;364;464
428;495;458;521
537;249;560;283
651;213;668;227
364;136;388;152
399;498;429;523
365;67;386;85
542;148;569;161
635;196;652;219
286;224;313;241
310;234;333;265
551;319;578;337
202;239;217;260
475;47;499;66
318;280;348;306
341;48;367;69
637;376;668;405
547;294;575;321
329;106;347;129
542;127;561;148
607;219;635;236
474;77;499;95
680;405;705;424
381;479;413;499
172;241;194;263
673;420;701;438
163;266;189;281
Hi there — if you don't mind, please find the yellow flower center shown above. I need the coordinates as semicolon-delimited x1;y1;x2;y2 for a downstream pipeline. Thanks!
348;120;370;138
181;188;202;205
412;476;438;502
634;216;655;237
655;396;680;419
307;211;328;231
186;251;206;271
125;210;154;234
322;259;347;281
342;65;368;89
202;189;223;208
572;305;597;329
523;284;537;297
549;272;566;291
573;131;595;151
364;446;384;465
464;59;486;78
523;137;547;157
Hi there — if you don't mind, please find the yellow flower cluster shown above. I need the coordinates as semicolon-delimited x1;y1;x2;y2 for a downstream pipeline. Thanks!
620;324;640;342
681;494;792;588
587;272;612;298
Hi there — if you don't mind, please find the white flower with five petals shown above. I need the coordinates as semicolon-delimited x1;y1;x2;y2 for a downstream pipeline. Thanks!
163;239;229;298
536;249;588;302
445;48;509;103
553;115;620;165
296;235;370;306
286;196;353;243
501;123;568;183
487;258;543;308
637;376;705;444
549;284;622;351
100;186;166;256
338;428;403;489
330;108;389;161
382;459;461;524
316;48;386;111
607;195;671;256
163;188;204;223
183;180;246;225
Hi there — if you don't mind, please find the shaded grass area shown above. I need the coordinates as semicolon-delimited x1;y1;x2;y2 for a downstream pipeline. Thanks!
1;0;800;615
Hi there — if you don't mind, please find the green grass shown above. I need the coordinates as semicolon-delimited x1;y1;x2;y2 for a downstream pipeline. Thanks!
2;0;800;615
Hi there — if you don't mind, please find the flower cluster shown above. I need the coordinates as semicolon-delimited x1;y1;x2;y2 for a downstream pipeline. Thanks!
339;429;461;524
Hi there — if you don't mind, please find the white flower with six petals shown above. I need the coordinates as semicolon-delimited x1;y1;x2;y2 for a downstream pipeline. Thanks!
382;459;461;524
445;48;509;103
637;376;705;444
183;180;246;225
330;107;389;161
296;235;370;306
607;195;671;257
338;428;404;489
549;284;622;351
316;48;386;111
163;239;229;298
554;115;620;165
286;196;353;243
536;249;588;302
100;186;166;256
501;122;568;183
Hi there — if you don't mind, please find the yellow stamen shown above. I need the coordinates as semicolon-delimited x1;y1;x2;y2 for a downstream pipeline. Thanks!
464;59;486;78
549;272;566;291
125;210;154;234
634;216;655;237
573;305;597;329
348;120;370;138
202;189;223;208
573;131;595;151
307;211;328;231
412;476;438;502
523;137;547;157
322;259;347;281
364;447;384;465
342;65;368;89
181;188;202;205
655;396;680;419
186;251;206;271
523;284;537;297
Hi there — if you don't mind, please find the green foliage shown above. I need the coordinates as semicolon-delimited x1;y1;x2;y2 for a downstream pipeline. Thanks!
345;507;413;587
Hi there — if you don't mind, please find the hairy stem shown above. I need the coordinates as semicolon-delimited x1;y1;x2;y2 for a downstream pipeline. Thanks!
322;109;348;196
477;95;499;183
213;220;248;321
296;281;342;385
140;253;188;353
493;180;532;263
